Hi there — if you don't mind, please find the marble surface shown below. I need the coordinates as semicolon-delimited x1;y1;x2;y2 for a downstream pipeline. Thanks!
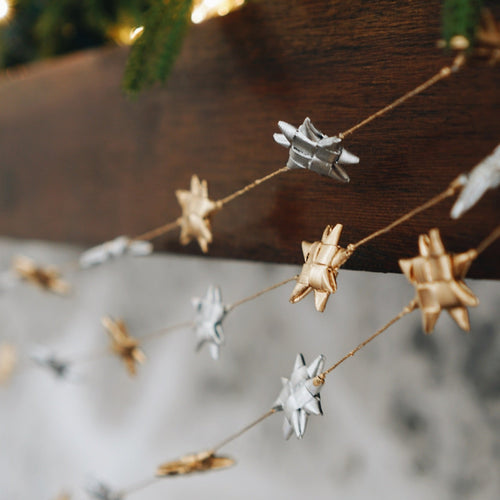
0;238;499;500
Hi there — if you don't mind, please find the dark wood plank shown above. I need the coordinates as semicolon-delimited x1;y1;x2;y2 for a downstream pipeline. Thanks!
0;0;498;278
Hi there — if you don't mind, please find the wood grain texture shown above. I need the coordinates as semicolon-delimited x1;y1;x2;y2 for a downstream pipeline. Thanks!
0;0;498;278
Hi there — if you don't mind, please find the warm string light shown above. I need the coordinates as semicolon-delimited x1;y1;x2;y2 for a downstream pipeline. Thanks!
191;0;245;24
0;0;11;23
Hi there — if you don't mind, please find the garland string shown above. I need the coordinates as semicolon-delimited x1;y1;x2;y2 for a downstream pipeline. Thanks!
62;56;467;254
350;177;463;250
225;275;298;312
314;299;418;383
475;224;500;256
339;54;466;139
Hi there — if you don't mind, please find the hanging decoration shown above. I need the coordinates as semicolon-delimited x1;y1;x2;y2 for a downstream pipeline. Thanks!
192;285;227;359
290;224;352;312
399;228;479;332
89;222;500;498
273;118;359;182
79;236;153;269
451;143;500;218
102;316;146;376
176;175;219;254
1;5;499;492
475;8;500;64
156;450;235;476
0;52;474;286
12;256;70;295
273;354;325;439
85;479;123;500
30;349;72;379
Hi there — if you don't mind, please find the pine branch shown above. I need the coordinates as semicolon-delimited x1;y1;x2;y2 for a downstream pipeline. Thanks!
122;0;194;95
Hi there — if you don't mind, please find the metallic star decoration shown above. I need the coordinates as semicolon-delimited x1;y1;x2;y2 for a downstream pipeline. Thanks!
156;450;235;477
273;117;359;182
176;175;219;253
192;285;226;360
102;316;146;376
0;343;17;384
85;479;123;500
451;144;500;219
79;236;153;268
399;228;479;333
273;354;325;439
12;255;70;295
290;224;352;312
30;350;71;379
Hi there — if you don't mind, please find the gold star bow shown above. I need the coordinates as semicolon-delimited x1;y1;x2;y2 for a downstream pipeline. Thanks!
12;256;70;295
399;228;478;333
102;316;146;375
156;450;234;477
176;175;219;253
290;224;352;312
476;9;500;65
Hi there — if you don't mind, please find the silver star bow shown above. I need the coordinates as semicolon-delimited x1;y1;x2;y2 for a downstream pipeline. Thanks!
273;353;325;439
273;117;359;182
85;479;123;500
30;349;71;379
79;236;153;268
192;285;227;360
451;144;500;219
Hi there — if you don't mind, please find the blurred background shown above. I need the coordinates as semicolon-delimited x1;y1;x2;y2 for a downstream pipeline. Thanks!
0;238;499;500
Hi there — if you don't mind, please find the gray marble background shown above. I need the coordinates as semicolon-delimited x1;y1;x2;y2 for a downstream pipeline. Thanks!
0;237;499;500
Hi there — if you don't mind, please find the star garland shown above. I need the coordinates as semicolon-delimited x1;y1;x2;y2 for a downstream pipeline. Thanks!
88;223;499;499
0;34;499;498
1;54;474;296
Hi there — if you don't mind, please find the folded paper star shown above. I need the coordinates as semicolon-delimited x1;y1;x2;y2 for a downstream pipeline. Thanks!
85;479;122;500
273;353;325;439
0;343;17;384
451;144;500;219
156;450;235;477
176;175;219;253
12;256;70;295
192;285;227;360
290;224;352;312
79;236;153;268
399;228;478;333
102;316;146;376
274;117;359;182
476;8;500;65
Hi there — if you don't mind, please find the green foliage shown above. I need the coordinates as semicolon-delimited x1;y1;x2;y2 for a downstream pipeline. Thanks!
122;0;194;95
0;0;148;68
442;0;484;47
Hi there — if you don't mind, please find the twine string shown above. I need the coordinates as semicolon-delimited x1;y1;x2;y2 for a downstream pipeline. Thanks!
339;55;465;139
210;409;277;453
215;167;289;209
350;180;462;251
474;224;500;257
315;299;418;383
119;476;160;497
225;275;298;312
139;321;194;342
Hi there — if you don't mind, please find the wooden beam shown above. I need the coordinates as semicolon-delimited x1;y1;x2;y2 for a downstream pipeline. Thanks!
0;0;498;278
